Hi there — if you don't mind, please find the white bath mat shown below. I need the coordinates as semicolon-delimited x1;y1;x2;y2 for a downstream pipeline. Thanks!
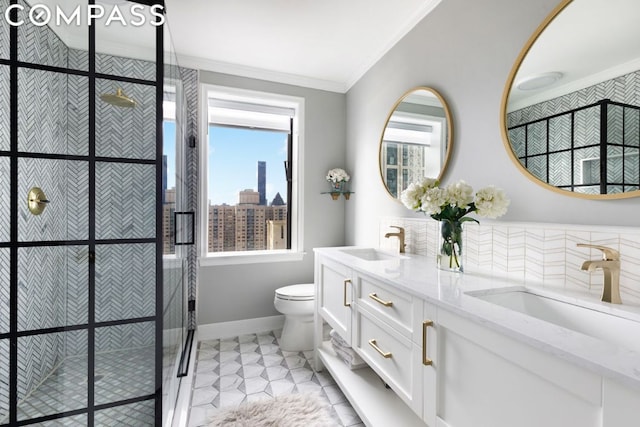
207;393;335;427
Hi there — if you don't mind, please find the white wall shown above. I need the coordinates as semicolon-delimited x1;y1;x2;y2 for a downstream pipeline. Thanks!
197;71;347;325
344;0;640;248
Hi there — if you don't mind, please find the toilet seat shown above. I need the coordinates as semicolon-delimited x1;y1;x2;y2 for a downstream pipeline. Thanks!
275;284;314;301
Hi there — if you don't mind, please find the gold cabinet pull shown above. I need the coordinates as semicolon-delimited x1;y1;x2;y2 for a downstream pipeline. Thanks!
368;339;392;358
423;320;433;366
343;279;352;307
369;292;393;307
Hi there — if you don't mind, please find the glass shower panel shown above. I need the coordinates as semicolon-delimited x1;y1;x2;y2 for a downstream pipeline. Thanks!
548;114;571;151
0;340;7;422
624;108;639;146
0;66;8;151
0;0;7;59
0;249;7;333
95;79;156;160
95;243;155;323
18;69;88;156
527;156;547;183
607;145;624;184
574;146;600;185
574;106;600;148
508;127;525;158
17;330;87;421
95;1;157;80
17;158;89;242
95;400;155;425
607;104;624;145
95;162;155;240
548;151;571;187
624;147;639;185
526;121;547;156
0;158;8;243
94;322;155;406
17;246;88;331
17;0;88;71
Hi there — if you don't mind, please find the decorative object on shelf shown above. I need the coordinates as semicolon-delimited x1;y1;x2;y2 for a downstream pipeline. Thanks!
325;167;352;200
400;178;509;272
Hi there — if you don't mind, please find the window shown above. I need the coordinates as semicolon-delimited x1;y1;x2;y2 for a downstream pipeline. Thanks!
162;84;178;255
200;85;304;264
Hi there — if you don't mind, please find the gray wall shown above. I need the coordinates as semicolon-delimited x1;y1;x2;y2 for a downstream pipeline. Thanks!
197;71;347;325
344;0;640;248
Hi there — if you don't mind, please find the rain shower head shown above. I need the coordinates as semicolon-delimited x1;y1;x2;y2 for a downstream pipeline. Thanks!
100;88;136;108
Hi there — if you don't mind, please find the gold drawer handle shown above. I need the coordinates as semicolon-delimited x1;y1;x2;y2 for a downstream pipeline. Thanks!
369;292;393;307
343;279;352;307
368;339;392;359
423;320;433;366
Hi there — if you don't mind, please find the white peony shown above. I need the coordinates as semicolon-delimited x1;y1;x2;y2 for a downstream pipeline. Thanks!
400;181;427;211
446;180;474;208
326;168;350;182
417;177;439;190
474;186;510;219
420;187;448;215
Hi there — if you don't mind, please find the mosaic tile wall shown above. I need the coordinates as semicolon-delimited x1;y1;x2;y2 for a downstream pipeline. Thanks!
379;217;640;305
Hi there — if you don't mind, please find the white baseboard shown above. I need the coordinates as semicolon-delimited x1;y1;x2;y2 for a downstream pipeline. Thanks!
197;315;285;341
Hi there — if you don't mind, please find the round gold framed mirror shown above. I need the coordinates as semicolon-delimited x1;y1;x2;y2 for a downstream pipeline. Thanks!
501;0;640;199
379;87;453;199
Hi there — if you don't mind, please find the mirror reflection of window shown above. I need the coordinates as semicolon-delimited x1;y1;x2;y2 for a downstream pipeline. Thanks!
379;87;453;201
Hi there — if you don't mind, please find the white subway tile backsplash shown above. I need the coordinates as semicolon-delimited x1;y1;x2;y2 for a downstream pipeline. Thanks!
380;217;640;307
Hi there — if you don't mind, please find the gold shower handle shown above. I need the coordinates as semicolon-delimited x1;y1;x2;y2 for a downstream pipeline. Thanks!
27;187;50;215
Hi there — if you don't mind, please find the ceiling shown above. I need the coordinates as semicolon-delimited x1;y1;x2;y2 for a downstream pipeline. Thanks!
508;0;640;110
163;0;442;92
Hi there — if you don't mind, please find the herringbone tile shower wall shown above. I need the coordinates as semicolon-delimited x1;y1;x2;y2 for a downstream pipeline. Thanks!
0;4;202;412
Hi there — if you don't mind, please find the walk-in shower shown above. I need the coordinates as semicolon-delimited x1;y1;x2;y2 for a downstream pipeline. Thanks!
0;0;190;425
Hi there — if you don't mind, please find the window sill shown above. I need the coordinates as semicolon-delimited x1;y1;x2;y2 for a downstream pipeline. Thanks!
198;250;306;267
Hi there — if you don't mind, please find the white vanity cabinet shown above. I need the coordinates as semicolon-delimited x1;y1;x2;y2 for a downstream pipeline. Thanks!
315;255;354;344
314;248;640;427
352;273;425;417
314;253;427;427
437;307;602;427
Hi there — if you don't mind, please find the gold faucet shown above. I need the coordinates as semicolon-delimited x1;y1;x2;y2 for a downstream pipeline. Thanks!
384;226;406;253
577;243;622;304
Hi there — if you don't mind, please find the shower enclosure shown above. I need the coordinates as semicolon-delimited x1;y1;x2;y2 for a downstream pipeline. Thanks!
0;0;189;425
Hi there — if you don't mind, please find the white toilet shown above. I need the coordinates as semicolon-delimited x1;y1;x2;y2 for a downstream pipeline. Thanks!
274;284;315;352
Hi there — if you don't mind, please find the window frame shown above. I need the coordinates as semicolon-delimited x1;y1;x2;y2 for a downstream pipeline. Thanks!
198;84;305;266
162;79;186;260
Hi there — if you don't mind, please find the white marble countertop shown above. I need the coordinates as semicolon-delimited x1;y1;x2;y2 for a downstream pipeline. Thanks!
314;246;640;391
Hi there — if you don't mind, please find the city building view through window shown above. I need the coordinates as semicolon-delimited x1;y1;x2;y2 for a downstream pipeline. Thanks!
207;125;289;253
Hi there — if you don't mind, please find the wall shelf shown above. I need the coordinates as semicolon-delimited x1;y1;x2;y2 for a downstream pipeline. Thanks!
322;191;353;200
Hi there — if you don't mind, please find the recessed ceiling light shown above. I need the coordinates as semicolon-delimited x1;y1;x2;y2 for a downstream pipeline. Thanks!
516;72;563;91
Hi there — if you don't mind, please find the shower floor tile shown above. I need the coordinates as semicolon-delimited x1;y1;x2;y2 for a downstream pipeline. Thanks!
188;329;364;427
14;346;155;425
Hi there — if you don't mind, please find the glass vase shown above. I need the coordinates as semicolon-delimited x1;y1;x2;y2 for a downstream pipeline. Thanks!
437;220;463;272
329;180;347;192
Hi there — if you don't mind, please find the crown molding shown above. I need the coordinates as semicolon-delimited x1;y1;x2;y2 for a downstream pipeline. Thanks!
176;54;348;94
344;0;442;91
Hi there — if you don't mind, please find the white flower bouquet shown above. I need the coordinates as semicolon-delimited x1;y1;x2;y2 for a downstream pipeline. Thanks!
326;168;350;183
400;178;509;271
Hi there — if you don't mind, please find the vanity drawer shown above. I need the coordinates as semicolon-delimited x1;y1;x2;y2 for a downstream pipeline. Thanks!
356;273;418;340
354;308;422;415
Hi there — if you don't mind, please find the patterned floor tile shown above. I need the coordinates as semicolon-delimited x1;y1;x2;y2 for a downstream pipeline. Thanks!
188;329;363;427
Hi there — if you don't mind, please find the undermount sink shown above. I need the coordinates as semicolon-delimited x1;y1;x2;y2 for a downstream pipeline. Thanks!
339;248;406;261
467;288;640;353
